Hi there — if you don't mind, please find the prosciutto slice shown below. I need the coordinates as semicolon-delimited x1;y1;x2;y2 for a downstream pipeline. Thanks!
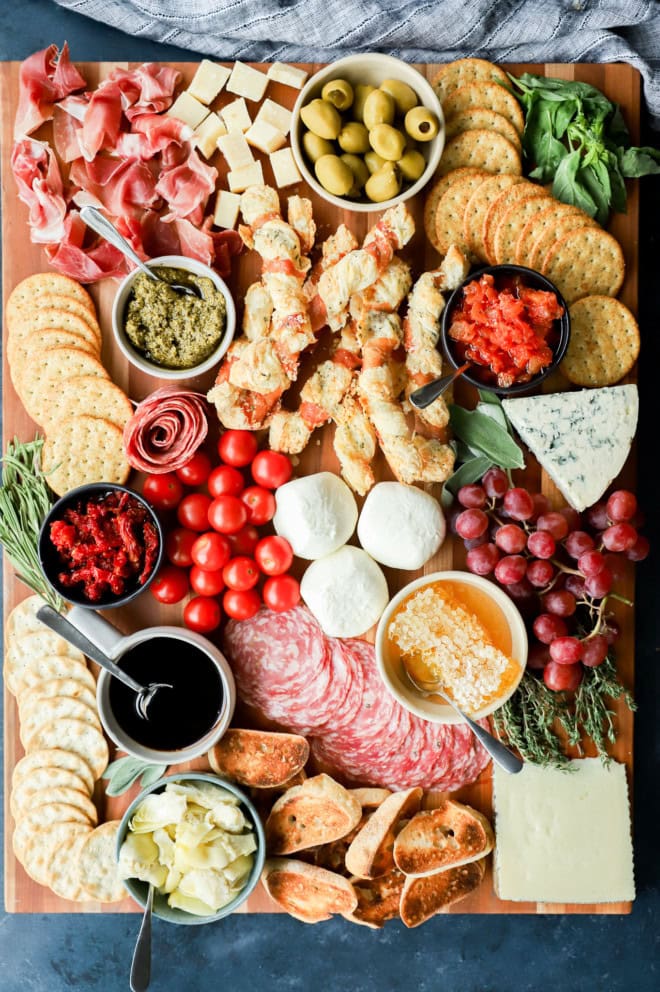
45;210;127;282
157;148;218;221
11;138;67;243
14;43;86;139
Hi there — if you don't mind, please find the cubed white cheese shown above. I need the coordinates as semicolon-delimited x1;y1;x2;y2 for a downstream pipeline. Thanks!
167;91;210;129
220;98;252;133
194;112;227;159
188;60;231;105
245;120;287;155
267;62;308;89
228;161;264;193
255;98;292;136
226;61;269;102
213;191;242;229
269;147;302;188
217;132;255;170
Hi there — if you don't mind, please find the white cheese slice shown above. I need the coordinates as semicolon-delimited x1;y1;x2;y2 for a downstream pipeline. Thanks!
502;385;638;512
267;62;308;89
220;98;252;134
493;759;635;904
167;91;210;129
227;161;264;194
194;112;227;159
255;98;292;135
226;61;269;102
245;120;287;155
269;147;302;189
217;132;255;170
188;60;231;105
213;190;241;230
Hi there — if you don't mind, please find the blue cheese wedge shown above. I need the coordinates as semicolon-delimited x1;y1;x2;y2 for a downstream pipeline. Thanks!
502;385;638;512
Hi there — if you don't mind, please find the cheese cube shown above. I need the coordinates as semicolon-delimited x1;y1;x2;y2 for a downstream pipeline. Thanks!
188;60;231;105
255;98;292;136
213;191;242;230
194;113;227;159
226;62;269;103
167;91;210;129
220;98;252;134
245;121;287;156
217;132;255;170
269;147;302;189
267;62;308;89
228;161;264;194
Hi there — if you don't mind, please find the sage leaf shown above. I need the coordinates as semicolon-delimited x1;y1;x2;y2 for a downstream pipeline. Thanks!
444;455;493;496
139;764;168;789
449;404;525;469
103;755;167;797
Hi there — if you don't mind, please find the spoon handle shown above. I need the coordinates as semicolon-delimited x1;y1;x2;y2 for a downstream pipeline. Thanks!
459;711;523;774
130;884;153;992
80;206;157;282
37;605;146;695
408;363;470;409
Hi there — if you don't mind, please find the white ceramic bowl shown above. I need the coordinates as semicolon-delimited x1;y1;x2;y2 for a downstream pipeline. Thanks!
375;571;527;724
111;255;236;380
291;54;445;213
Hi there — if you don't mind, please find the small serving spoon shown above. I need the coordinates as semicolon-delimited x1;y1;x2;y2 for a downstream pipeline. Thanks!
37;605;172;720
408;362;471;410
403;665;523;774
130;883;154;992
80;206;202;299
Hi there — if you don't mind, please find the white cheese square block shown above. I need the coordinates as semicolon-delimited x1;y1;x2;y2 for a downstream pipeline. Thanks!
267;62;308;89
220;98;252;134
502;385;638;512
194;113;227;159
226;61;269;102
255;98;292;135
213;191;242;229
228;161;264;193
493;759;635;904
217;132;254;170
188;60;231;105
245;120;287;155
269;147;302;188
167;91;210;129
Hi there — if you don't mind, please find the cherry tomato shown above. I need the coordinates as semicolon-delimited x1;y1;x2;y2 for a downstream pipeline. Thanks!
223;588;261;621
251;450;292;489
191;531;231;572
218;430;258;467
184;596;222;633
255;536;294;576
208;465;244;499
150;564;189;604
143;473;184;512
177;493;213;532
176;451;212;487
190;565;226;597
263;574;300;612
241;485;276;525
208;495;248;534
228;524;260;556
543;661;583;692
223;556;260;591
165;527;197;568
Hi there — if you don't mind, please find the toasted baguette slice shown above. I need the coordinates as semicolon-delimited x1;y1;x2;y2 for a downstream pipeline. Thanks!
344;869;406;929
400;859;486;927
394;799;494;876
315;812;371;873
350;788;392;809
208;729;309;788
345;787;423;880
262;858;357;923
266;773;362;854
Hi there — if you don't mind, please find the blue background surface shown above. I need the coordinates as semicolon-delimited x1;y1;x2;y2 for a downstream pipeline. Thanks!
1;4;658;989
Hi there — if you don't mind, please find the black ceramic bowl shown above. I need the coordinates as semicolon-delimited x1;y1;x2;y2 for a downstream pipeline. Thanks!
440;264;571;397
38;482;163;609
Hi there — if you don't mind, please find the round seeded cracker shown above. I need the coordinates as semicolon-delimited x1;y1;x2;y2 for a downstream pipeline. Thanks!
463;174;524;261
483;182;546;263
13;748;95;795
17;654;96;697
8;292;101;342
42;415;130;495
561;296;640;386
13;804;93;863
27;718;109;781
437;129;521;177
4;630;86;696
14;785;98;825
441;82;524;135
432;171;488;257
445;107;522;151
14;346;108;424
12;329;98;378
492;193;553;265
11;766;93;820
48;829;96;902
541;227;625;303
18;677;97;720
5;595;49;642
21;695;102;750
14;822;90;886
79;821;127;903
40;375;133;433
6;274;94;325
8;309;101;369
523;206;598;271
424;167;485;252
431;59;510;103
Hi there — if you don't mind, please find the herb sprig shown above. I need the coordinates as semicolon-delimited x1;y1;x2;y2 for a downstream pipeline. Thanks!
102;755;168;797
444;391;524;503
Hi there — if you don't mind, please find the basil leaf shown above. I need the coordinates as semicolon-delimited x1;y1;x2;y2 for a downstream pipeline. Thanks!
608;155;628;214
552;150;598;216
445;456;493;496
449;405;525;469
617;146;660;178
606;104;630;148
554;99;577;139
578;160;611;226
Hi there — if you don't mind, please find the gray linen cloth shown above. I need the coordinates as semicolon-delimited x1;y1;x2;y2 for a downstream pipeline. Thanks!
52;0;660;127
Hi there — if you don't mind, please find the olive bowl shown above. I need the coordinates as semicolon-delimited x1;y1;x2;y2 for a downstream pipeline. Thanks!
291;54;445;213
111;255;236;381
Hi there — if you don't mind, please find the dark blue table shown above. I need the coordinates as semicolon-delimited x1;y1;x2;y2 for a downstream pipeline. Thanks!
1;4;658;989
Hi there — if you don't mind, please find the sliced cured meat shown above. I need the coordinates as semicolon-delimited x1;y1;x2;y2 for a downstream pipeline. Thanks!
52;105;83;163
116;114;191;161
109;64;180;121
157;149;217;222
70;157;161;218
14;43;86;139
211;229;244;278
123;388;208;474
79;81;124;160
44;210;126;282
11;138;67;244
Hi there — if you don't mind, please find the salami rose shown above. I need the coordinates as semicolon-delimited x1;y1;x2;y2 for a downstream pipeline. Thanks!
123;387;208;473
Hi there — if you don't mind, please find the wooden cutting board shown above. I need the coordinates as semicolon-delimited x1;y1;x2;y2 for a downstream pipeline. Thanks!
0;60;639;916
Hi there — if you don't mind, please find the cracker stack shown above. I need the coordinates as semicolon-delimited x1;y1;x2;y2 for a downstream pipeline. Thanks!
6;273;132;496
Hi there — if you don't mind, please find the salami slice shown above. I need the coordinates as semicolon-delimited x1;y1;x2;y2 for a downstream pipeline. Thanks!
123;387;208;473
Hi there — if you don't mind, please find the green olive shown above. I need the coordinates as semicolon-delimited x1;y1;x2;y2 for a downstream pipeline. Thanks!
363;89;395;130
300;98;342;140
404;106;439;142
337;121;370;155
353;84;375;123
397;149;426;181
379;78;418;116
369;123;406;162
340;153;369;190
365;162;401;203
364;150;386;174
315;154;354;196
321;78;354;111
303;130;335;163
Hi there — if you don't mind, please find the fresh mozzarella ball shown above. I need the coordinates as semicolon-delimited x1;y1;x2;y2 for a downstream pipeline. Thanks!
301;545;389;637
273;472;358;560
357;482;446;569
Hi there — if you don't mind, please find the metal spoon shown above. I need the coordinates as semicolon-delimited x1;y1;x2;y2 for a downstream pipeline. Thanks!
403;665;523;774
80;206;202;298
37;605;172;720
408;362;471;410
130;883;154;992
